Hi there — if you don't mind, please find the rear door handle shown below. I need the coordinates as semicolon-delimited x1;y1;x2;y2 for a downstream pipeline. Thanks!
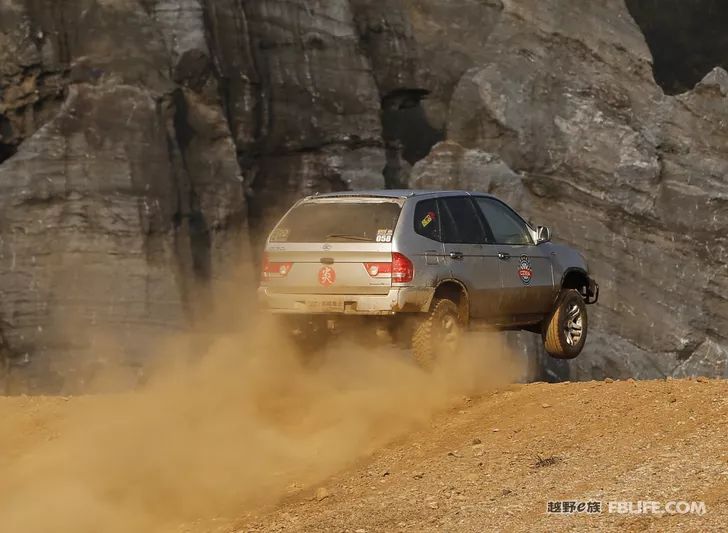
449;251;464;260
498;252;511;261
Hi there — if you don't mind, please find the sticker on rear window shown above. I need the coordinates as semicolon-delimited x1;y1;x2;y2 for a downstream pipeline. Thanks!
376;229;393;243
421;211;437;228
270;228;290;242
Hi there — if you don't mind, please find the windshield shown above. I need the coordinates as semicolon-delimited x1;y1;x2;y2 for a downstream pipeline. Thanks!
270;201;402;244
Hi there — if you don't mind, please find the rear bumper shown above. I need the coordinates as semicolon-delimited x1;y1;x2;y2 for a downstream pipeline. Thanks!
586;276;599;305
258;286;435;316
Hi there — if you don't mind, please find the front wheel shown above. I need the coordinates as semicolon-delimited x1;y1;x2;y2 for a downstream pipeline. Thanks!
411;298;462;370
542;289;588;359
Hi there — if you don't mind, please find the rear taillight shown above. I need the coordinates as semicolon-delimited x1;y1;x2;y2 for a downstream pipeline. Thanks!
261;253;293;280
392;252;414;283
364;253;413;283
363;262;392;277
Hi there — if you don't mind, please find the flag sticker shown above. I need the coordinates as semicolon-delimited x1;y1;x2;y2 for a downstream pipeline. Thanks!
421;211;437;228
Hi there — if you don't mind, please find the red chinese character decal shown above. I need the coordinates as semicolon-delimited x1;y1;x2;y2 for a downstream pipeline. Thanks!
318;266;336;286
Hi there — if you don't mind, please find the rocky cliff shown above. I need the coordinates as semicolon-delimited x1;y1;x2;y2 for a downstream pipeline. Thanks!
1;0;726;389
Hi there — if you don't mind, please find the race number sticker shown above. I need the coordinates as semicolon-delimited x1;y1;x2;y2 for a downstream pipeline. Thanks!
421;211;437;228
519;255;533;285
269;227;290;242
376;229;393;243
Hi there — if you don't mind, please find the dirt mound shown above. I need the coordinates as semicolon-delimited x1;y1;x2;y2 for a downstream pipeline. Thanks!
2;370;726;532
244;378;728;532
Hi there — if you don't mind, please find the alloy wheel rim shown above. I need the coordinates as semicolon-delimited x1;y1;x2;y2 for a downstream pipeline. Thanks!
564;303;583;346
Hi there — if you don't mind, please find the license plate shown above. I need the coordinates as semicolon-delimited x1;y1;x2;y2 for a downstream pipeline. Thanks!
307;300;343;312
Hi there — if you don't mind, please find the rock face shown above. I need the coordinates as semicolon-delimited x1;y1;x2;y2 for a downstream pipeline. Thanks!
0;0;251;389
1;0;727;388
410;1;728;381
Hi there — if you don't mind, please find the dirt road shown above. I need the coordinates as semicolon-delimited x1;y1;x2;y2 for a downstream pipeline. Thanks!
242;378;728;532
1;376;726;532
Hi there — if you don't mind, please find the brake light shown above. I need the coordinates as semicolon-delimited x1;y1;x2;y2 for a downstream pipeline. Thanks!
261;253;293;279
364;253;413;283
392;252;414;283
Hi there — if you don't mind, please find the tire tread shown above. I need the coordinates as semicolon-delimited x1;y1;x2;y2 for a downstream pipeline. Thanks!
412;298;459;369
543;289;587;360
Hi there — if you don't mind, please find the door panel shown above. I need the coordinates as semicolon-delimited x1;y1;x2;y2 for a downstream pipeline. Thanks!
442;243;502;318
439;197;502;318
493;246;522;318
496;245;555;315
474;196;555;319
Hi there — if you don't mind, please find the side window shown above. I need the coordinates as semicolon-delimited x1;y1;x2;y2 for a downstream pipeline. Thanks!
414;199;442;241
439;197;488;244
475;197;533;245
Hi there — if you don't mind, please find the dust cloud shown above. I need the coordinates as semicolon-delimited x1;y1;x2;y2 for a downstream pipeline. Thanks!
0;284;524;532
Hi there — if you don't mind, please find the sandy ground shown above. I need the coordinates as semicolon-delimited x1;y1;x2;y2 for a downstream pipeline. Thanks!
1;376;726;532
239;378;728;533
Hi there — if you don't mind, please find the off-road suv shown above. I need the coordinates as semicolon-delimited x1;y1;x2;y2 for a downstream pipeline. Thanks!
258;190;598;366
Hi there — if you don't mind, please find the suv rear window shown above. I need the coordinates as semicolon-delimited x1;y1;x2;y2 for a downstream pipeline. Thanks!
270;201;402;243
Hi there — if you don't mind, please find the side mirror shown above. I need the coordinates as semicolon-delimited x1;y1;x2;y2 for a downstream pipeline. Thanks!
537;225;552;244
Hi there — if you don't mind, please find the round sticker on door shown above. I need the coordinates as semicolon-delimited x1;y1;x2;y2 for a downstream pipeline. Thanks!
518;255;533;285
318;266;336;287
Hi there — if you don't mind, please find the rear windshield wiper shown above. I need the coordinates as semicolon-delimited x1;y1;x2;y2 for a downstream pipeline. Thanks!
325;233;372;242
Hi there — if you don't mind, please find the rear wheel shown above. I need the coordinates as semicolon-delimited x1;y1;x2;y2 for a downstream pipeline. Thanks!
411;298;462;369
543;289;588;359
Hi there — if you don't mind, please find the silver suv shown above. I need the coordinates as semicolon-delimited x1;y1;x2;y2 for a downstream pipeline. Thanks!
258;190;598;366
